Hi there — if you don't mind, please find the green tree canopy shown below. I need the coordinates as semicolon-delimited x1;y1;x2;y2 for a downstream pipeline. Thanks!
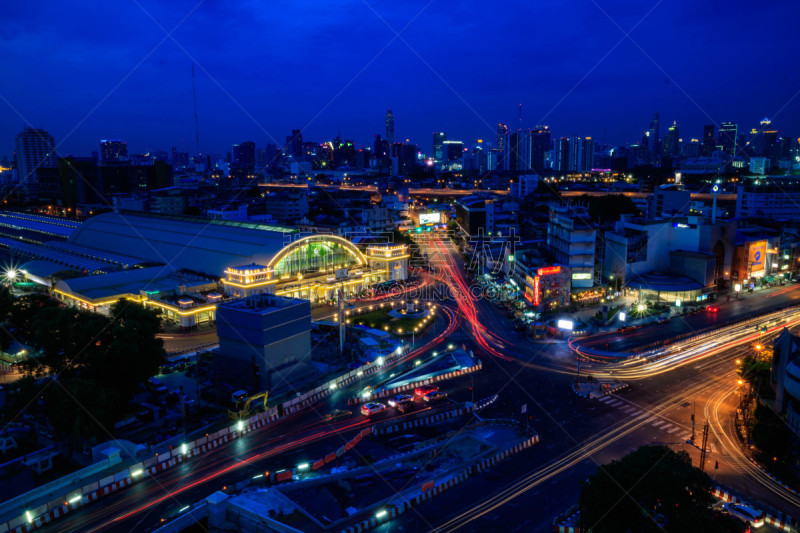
581;445;745;533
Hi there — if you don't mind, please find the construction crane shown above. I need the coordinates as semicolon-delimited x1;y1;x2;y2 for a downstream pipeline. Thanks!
228;390;269;421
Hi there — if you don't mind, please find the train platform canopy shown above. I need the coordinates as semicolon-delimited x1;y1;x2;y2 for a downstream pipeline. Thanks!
53;265;191;306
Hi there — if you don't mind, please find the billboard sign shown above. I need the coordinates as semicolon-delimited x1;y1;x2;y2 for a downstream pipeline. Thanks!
537;266;561;276
419;212;441;225
748;240;767;277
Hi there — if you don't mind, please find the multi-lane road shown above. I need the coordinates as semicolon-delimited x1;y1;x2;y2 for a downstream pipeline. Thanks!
43;232;799;532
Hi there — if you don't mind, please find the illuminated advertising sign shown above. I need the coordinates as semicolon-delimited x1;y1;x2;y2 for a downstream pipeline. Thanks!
418;212;441;225
537;266;561;276
748;240;767;277
571;272;592;280
556;319;574;330
533;276;540;306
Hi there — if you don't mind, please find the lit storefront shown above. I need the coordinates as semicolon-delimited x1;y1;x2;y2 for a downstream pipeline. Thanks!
523;265;571;310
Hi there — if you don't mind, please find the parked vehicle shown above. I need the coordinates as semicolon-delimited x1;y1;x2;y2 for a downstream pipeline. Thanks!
146;377;168;394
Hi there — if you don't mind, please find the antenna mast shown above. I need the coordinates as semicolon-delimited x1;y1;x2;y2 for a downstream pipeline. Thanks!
192;64;200;155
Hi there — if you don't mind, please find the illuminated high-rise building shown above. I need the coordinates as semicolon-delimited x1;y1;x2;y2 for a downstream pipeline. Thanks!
100;139;128;163
529;126;550;171
718;122;738;156
701;124;715;156
432;132;446;163
285;129;303;159
496;123;507;152
647;112;661;154
385;108;395;146
15;127;56;185
553;137;570;172
661;121;680;158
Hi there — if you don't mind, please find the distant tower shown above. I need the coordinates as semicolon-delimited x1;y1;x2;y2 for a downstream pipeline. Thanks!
432;132;446;163
701;124;716;156
718;122;738;156
385;108;395;146
496;123;508;152
648;112;661;154
100;140;128;163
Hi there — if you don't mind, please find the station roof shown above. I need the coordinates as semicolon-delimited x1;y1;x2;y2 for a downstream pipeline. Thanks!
626;272;705;292
54;265;183;302
68;211;298;277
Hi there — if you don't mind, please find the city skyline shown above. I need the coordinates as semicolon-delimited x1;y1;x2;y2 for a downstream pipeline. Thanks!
2;1;800;156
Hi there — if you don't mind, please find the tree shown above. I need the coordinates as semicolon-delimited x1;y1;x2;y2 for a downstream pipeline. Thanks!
44;377;121;453
750;403;795;480
581;446;746;533
8;293;58;341
29;307;109;375
578;194;640;224
88;300;166;397
738;354;773;399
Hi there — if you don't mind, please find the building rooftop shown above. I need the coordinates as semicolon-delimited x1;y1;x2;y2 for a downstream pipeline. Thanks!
226;263;270;273
218;293;308;313
67;211;298;276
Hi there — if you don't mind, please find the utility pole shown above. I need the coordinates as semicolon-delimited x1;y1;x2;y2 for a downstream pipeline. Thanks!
338;288;345;358
699;421;709;472
691;401;695;443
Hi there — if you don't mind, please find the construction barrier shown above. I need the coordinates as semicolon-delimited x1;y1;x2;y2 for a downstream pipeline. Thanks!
710;486;796;533
371;394;497;437
346;362;482;406
267;427;373;484
2;350;411;533
340;432;540;533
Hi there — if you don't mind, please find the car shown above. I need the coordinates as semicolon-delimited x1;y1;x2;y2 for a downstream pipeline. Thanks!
397;401;415;413
146;377;168;394
422;391;448;402
360;402;386;416
414;384;439;396
388;394;414;407
722;503;765;528
707;305;719;312
325;409;352;421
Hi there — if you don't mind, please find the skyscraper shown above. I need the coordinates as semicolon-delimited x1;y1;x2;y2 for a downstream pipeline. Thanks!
232;141;256;176
432;132;446;163
701;125;715;156
577;137;594;171
385;108;394;146
15;127;56;185
285;129;303;159
442;140;463;163
718;122;738;156
647;112;661;154
661;121;680;158
496;123;507;152
100;140;128;163
504;130;523;171
553;137;570;172
530;126;551;171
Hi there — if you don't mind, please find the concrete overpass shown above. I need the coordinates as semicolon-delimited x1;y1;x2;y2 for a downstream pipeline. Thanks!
259;183;736;201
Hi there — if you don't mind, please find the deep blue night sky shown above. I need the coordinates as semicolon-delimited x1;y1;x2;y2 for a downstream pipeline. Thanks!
2;0;799;157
